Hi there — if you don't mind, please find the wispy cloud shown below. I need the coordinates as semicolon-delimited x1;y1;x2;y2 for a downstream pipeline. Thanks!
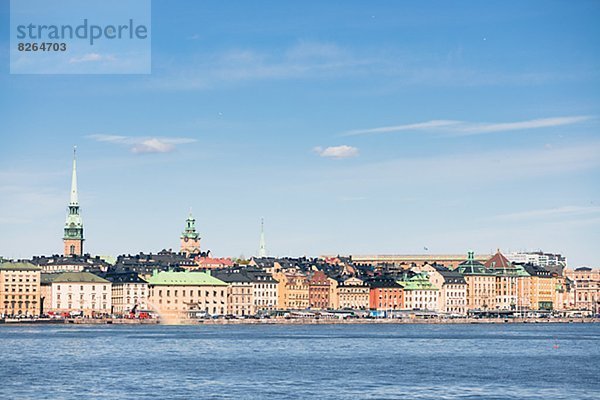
147;41;370;91
87;134;197;154
342;116;593;137
69;53;116;64
491;206;600;221
313;145;359;159
307;141;600;189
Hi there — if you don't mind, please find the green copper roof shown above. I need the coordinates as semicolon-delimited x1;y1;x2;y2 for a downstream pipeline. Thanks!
397;273;439;291
146;271;227;286
52;272;109;283
457;251;494;275
181;212;200;240
0;261;41;271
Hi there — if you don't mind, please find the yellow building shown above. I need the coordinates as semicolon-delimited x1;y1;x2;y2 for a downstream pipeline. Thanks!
0;261;42;317
456;252;496;311
328;277;339;310
521;264;557;310
337;277;370;310
273;271;309;310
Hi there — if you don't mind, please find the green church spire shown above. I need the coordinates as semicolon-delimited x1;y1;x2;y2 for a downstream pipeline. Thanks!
64;146;84;242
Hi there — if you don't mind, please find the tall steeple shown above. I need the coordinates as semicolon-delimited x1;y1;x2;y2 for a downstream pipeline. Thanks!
70;146;78;205
63;146;84;256
258;218;267;257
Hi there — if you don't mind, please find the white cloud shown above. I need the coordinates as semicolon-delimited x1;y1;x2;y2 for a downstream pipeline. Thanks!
87;134;196;154
342;116;593;137
313;145;359;159
69;53;116;63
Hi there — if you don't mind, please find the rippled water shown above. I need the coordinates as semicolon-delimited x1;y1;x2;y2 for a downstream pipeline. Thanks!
1;323;598;399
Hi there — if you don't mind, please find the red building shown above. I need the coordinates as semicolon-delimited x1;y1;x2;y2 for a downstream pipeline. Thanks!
308;271;331;310
369;278;404;310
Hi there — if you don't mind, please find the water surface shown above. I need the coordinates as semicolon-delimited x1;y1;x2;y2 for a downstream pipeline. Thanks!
1;323;598;399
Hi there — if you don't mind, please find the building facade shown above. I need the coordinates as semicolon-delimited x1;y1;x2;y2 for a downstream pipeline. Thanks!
398;273;439;311
564;267;600;312
337;277;370;310
368;277;404;311
457;252;496;311
0;262;42;317
308;271;330;310
105;272;148;315
246;268;279;312
485;251;530;311
212;270;255;316
51;272;111;316
273;271;309;310
147;270;228;319
418;265;467;315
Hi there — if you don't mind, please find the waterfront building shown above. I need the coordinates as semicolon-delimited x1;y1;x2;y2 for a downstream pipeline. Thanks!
337;277;370;310
521;264;558;310
212;270;254;316
51;272;111;316
397;273;439;311
328;277;339;309
273;271;309;310
40;274;54;315
417;264;467;315
564;267;600;312
485;250;530;310
368;277;404;311
308;271;330;310
105;272;148;315
0;261;41;317
456;252;496;311
180;212;201;257
146;270;228;318
245;268;279;312
63;148;84;256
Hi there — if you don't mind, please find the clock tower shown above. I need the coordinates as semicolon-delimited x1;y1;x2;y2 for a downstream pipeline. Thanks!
180;212;201;256
63;147;84;256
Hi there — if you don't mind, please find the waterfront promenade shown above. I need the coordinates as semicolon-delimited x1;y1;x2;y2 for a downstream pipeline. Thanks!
2;316;598;325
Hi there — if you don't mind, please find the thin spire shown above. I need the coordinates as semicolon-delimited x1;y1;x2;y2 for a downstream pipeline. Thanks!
258;218;267;257
70;146;78;205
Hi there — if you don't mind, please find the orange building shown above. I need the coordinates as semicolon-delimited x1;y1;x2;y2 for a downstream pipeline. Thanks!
368;277;404;311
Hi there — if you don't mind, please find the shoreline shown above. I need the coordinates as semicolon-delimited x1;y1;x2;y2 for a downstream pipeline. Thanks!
2;317;598;326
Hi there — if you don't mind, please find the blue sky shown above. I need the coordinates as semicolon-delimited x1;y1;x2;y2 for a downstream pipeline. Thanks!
1;1;599;266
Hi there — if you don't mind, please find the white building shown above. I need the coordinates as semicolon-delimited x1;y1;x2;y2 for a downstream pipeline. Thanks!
106;272;148;315
506;252;566;270
51;272;111;316
247;269;278;311
399;273;440;312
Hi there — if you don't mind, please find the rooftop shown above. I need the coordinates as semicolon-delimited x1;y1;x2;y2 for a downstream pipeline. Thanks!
146;271;227;286
0;261;41;272
52;272;110;284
